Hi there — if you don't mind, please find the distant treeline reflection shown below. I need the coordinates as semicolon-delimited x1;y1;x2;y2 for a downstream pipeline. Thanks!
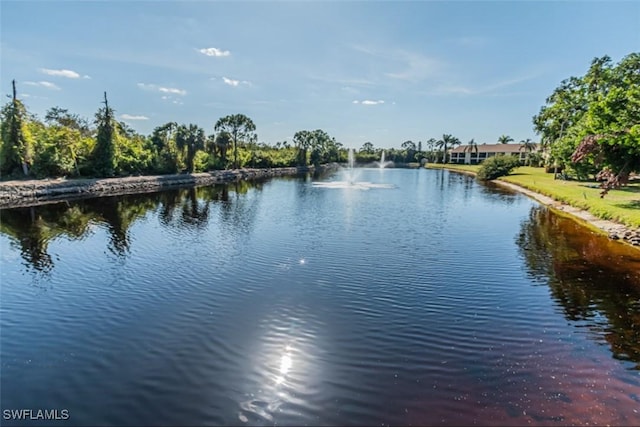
0;180;262;272
517;206;640;369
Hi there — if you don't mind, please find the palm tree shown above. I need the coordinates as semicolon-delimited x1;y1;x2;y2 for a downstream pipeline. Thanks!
436;134;461;163
214;131;232;166
519;138;537;165
498;134;514;144
426;138;437;162
175;124;206;173
464;138;478;163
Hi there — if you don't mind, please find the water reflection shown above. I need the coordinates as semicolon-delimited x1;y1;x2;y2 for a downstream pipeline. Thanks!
516;205;640;369
0;183;261;273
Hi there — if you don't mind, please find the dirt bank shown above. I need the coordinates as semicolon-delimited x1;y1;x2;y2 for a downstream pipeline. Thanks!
0;165;335;209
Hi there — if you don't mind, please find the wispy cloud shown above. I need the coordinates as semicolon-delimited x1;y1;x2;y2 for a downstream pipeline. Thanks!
24;81;60;90
120;114;149;120
353;99;385;105
432;72;543;96
198;47;230;57
161;95;184;105
385;51;444;82
222;77;251;87
39;68;88;79
350;44;444;83
138;83;186;96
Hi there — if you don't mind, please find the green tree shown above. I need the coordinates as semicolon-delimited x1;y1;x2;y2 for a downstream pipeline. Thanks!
425;137;437;162
150;122;181;173
0;80;33;176
293;130;313;166
44;106;92;137
214;114;256;169
401;140;416;163
570;53;640;195
361;141;374;154
436;134;460;163
498;134;514;144
92;92;116;176
214;131;232;168
534;53;640;195
519;138;537;166
464;138;478;162
176;124;206;173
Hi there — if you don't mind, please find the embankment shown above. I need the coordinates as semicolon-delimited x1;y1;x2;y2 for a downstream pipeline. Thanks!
0;165;336;209
436;166;640;248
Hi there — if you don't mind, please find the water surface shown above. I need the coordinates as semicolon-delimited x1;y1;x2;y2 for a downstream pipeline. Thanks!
1;168;639;426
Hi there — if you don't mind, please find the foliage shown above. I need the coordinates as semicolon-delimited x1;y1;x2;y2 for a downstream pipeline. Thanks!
534;53;640;196
214;114;256;169
92;92;116;176
0;80;33;176
175;124;206;173
476;155;521;180
436;134;461;163
150;122;182;174
498;134;514;144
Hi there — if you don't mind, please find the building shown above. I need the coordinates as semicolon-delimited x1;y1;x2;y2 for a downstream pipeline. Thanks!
449;143;539;164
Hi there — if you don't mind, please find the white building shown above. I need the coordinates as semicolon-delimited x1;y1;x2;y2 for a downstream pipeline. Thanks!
449;143;539;164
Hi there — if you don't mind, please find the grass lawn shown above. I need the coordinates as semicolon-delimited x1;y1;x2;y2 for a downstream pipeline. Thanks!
427;164;640;229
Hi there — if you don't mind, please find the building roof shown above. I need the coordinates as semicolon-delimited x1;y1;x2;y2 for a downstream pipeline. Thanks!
450;143;539;154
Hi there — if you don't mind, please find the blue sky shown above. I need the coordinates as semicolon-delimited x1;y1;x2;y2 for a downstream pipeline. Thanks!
1;1;638;149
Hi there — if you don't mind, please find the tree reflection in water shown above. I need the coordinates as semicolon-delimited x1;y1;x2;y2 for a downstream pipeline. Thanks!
516;206;640;369
0;182;264;273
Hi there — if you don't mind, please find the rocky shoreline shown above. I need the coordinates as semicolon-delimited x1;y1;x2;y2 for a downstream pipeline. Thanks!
0;165;336;209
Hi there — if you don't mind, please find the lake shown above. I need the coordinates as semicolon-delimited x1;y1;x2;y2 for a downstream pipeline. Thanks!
1;168;639;426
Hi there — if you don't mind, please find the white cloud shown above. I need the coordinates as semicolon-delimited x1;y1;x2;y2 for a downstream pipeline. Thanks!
24;81;60;90
120;114;149;120
352;100;359;104
354;99;385;105
39;68;82;78
199;47;231;57
222;77;251;87
223;77;240;87
138;83;186;96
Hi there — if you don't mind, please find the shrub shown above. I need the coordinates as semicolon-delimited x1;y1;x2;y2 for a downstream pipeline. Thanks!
477;155;521;180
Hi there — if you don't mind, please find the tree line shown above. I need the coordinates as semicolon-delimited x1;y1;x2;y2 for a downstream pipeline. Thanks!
0;80;492;180
0;83;350;179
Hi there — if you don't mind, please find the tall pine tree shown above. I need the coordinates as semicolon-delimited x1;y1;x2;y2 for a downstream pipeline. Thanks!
0;80;33;176
92;92;116;176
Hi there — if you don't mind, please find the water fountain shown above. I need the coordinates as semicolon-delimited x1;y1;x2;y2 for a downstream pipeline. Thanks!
373;150;394;169
312;148;395;190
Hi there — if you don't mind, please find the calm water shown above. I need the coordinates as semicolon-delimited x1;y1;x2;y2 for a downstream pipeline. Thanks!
1;168;640;426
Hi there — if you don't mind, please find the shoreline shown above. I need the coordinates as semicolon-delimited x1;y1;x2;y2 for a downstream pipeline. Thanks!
0;165;336;209
435;166;640;249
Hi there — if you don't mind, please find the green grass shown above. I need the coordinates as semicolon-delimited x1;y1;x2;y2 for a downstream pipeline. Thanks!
427;164;640;228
